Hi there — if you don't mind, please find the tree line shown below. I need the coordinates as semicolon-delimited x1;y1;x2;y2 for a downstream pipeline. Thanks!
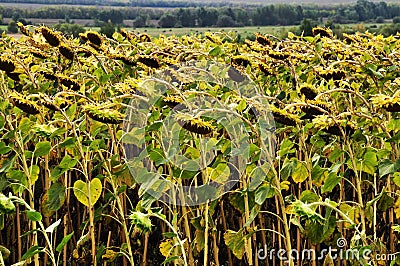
1;0;400;28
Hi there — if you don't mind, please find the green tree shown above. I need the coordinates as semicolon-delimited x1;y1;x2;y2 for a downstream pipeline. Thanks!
53;23;85;37
133;14;148;28
158;13;177;28
100;22;115;38
7;20;18;34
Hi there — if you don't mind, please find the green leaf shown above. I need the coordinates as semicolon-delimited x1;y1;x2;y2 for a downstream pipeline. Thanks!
50;155;78;181
278;139;295;157
255;184;276;205
209;45;221;56
27;211;42;222
292;161;308;183
224;230;246;260
322;172;341;193
305;216;336;245
56;231;74;252
379;159;400;177
73;178;102;207
21;245;43;260
29;165;40;184
300;190;320;203
34;141;51;157
0;142;11;154
393;172;400;186
42;182;66;217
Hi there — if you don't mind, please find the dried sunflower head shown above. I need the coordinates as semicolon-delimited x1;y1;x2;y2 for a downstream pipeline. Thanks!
5;72;21;82
370;94;400;112
298;100;329;120
299;84;318;100
138;55;160;68
312;115;355;136
267;50;290;60
79;33;88;43
258;63;273;75
40;26;61;47
40;71;58;81
0;57;16;72
270;105;300;126
139;33;151;42
57;75;80;91
59;44;75;60
175;113;215;135
163;95;184;108
316;68;346;81
231;55;251;68
312;27;333;38
83;104;124;124
9;92;40;115
29;48;48;59
255;33;273;46
17;22;32;37
85;31;102;46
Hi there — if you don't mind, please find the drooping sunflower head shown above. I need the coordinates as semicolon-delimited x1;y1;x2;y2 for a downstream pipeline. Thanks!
258;62;273;76
255;33;273;46
139;33;152;43
59;44;75;60
17;22;31;37
175;113;216;135
370;94;400;112
231;55;251;68
312;27;333;38
299;84;318;100
40;26;61;47
138;55;160;68
0;56;16;72
316;67;346;81
163;95;184;108
9;92;40;115
83;104;124;124
267;49;290;60
85;31;102;46
298;100;330;120
57;75;81;91
312;115;355;136
5;71;21;82
270;105;300;126
28;48;48;59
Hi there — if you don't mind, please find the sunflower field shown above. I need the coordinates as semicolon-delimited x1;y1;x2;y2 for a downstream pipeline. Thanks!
0;23;400;266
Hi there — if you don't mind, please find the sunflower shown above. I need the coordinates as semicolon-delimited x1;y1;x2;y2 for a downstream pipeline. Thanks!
316;68;346;81
267;50;290;60
163;95;184;108
0;57;16;72
175;113;215;135
9;92;40;115
111;54;137;66
312;115;355;136
299;84;318;100
139;33;152;42
204;32;222;45
312;27;333;38
79;33;88;43
255;33;273;46
40;95;71;111
40;26;61;47
299;100;329;120
85;31;102;46
58;75;80;91
17;22;31;37
75;48;92;58
40;71;58;81
138;55;160;68
244;39;263;52
231;55;251;68
59;44;75;60
83;104;124;124
270;105;300;126
370;94;400;112
5;72;21;82
29;48;48;59
258;63;273;75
